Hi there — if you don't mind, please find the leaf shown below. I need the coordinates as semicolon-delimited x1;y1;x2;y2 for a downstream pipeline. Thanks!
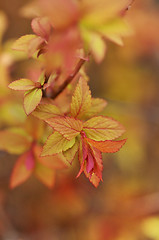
31;17;51;40
0;130;31;154
63;139;79;164
86;138;127;153
32;104;62;120
12;34;37;52
83;98;107;118
37;71;45;85
70;77;91;119
8;79;36;91
28;36;44;57
10;151;34;189
34;162;55;188
46;116;83;140
83;116;125;141
24;88;42;115
76;138;102;188
41;132;75;156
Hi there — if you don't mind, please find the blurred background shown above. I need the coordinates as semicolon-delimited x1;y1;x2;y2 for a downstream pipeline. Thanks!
0;0;159;239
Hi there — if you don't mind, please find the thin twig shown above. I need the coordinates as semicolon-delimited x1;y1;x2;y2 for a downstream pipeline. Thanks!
50;58;86;99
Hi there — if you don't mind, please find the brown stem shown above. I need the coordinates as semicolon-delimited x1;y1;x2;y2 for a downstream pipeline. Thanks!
50;58;86;99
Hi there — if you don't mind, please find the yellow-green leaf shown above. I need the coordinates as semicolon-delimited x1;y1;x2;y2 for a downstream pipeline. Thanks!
63;139;79;164
8;79;36;91
41;132;75;156
46;116;83;140
70;77;91;119
24;88;42;115
83;116;125;141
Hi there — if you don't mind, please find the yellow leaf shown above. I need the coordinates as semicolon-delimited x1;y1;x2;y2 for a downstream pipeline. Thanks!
83;116;125;141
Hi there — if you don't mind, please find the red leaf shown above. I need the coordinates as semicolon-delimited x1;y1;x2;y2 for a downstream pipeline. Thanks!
86;138;127;153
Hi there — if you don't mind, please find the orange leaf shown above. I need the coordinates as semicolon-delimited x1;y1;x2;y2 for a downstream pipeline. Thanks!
46;116;83;140
83;116;125;141
70;77;91;119
86;138;127;153
10;151;34;189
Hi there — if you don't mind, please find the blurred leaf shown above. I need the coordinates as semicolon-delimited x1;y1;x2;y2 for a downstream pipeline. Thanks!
10;151;34;189
0;130;31;154
34;161;55;188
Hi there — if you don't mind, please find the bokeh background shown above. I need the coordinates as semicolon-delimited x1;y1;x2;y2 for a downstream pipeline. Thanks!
0;0;159;239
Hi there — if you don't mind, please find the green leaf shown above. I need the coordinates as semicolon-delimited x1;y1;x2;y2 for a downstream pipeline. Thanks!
32;104;62;120
41;132;75;156
70;77;91;119
8;79;36;91
24;88;42;115
83;116;125;141
46;116;83;140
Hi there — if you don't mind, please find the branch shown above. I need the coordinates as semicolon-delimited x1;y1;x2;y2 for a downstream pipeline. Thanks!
50;58;86;99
